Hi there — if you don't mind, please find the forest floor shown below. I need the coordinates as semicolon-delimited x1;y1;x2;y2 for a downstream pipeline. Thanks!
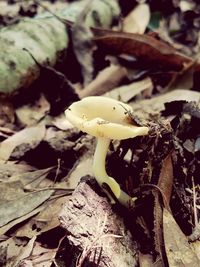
0;0;200;266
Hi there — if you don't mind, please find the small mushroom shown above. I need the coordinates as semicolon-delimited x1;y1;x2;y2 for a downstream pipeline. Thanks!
65;96;149;207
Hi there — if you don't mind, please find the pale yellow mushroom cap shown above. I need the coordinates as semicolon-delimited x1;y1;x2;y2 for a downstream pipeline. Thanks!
65;96;149;139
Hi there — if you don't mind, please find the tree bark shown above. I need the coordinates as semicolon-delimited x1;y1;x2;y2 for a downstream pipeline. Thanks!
59;177;138;267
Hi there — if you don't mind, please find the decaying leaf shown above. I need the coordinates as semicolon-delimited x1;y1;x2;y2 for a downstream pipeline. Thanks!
23;48;79;116
21;241;57;267
8;167;54;189
51;114;74;130
153;192;166;266
104;77;153;102
163;208;200;266
132;89;200;115
79;64;128;98
0;180;54;227
191;240;200;261
93;28;192;71
157;152;174;206
6;236;36;267
64;154;93;188
0;205;44;236
15;94;50;126
0;161;34;181
152;152;174;266
0;124;46;161
0;236;35;267
14;196;70;238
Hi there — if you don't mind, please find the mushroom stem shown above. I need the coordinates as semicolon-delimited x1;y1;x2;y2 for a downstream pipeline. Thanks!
93;137;110;185
93;137;135;208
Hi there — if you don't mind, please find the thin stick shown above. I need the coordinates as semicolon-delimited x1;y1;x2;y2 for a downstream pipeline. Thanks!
192;176;198;227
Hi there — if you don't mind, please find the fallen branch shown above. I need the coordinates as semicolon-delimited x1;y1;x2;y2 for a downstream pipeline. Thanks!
59;177;138;267
0;0;120;94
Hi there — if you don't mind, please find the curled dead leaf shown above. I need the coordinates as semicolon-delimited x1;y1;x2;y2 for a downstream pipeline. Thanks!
92;28;192;71
0;124;46;161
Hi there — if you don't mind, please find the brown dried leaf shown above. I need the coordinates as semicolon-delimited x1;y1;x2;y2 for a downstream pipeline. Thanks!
163;208;200;267
157;152;174;206
93;29;192;71
153;192;166;266
151;153;174;266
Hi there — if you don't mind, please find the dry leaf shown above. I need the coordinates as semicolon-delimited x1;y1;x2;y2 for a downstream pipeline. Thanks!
93;28;192;71
79;64;128;98
180;1;195;12
158;152;174;206
51;114;74;130
191;240;200;261
15;196;70;238
15;94;50;126
0;180;54;227
0;161;34;181
21;241;57;267
0;237;34;267
0;236;36;267
0;206;44;236
153;192;165;266
8;236;36;267
5;167;55;195
132;89;200;114
0;124;46;161
64;155;93;188
123;4;150;34
104;77;153;102
163;208;200;266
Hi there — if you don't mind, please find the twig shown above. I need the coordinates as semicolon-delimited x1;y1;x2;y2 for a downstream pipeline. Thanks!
192;176;198;227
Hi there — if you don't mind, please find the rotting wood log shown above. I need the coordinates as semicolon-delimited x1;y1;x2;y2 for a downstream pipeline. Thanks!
0;0;120;94
59;176;138;267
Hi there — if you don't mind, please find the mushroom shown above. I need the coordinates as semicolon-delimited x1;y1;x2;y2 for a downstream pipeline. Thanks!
65;96;149;207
